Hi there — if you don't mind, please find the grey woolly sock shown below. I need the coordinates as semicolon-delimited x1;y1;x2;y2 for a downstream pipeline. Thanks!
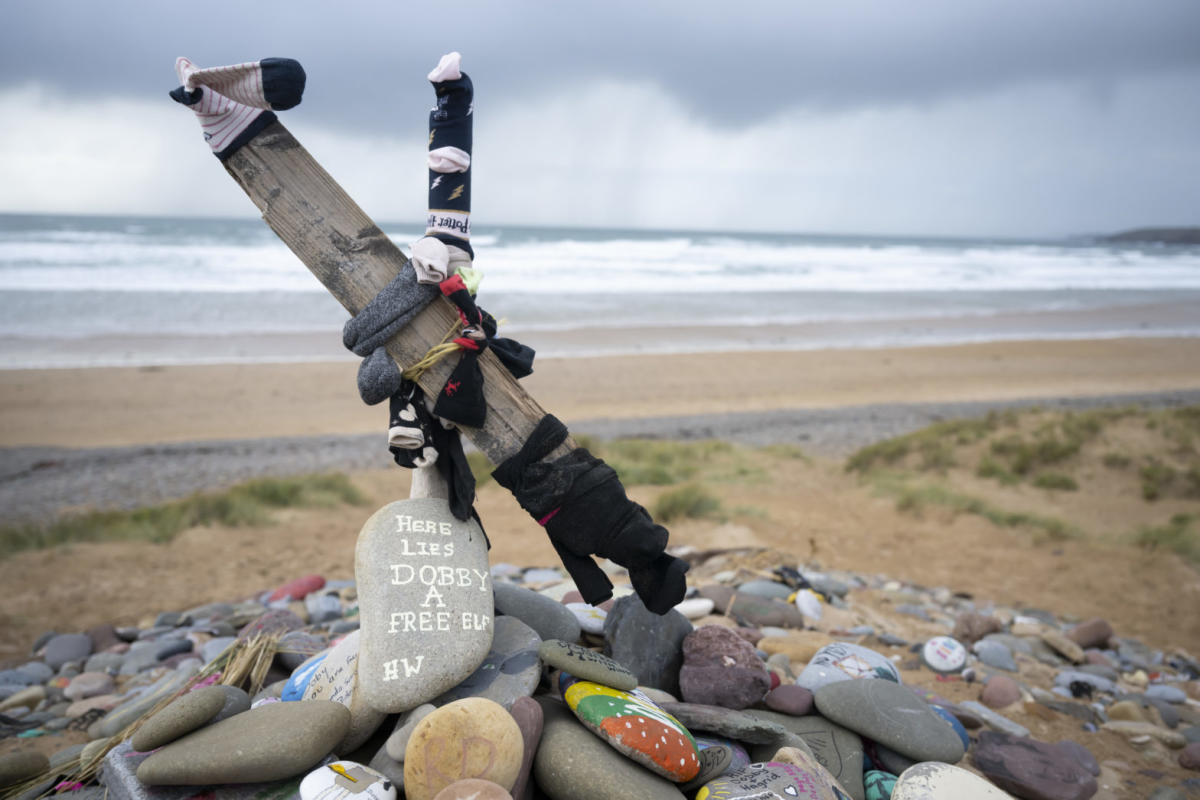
357;346;403;405
342;266;439;356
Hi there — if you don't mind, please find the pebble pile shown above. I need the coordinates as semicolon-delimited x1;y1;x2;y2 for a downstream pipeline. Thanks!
1;529;1200;799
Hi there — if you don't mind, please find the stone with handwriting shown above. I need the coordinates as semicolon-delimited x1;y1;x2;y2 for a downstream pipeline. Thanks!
302;629;387;754
356;499;494;713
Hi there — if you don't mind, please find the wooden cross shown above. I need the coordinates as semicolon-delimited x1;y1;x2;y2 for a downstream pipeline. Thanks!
217;120;569;466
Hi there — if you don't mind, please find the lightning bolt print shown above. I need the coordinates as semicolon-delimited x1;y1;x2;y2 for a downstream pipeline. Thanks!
430;176;443;191
448;185;464;201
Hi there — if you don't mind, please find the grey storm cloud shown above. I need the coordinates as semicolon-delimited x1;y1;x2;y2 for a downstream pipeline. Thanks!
4;0;1199;134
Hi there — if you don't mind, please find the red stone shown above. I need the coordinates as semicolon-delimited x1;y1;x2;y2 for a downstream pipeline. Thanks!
267;574;325;602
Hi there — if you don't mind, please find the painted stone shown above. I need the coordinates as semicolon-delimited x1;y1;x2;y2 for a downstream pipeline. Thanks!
743;710;865;800
403;698;522;800
302;630;387;753
795;643;900;692
284;650;329;702
136;700;349;785
920;637;966;674
814;679;965;764
930;705;970;751
532;696;686;800
538;639;637;691
566;603;608;635
892;762;1014;799
697;761;852;800
863;770;897;800
299;761;396;800
696;736;752;773
269;574;327;603
680;743;735;794
356;498;494;713
561;674;701;782
771;746;854;797
434;616;541;709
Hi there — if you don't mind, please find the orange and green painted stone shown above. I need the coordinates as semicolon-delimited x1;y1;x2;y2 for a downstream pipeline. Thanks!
561;675;701;782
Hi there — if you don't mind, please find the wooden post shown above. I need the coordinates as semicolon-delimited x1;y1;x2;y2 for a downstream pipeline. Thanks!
220;121;567;464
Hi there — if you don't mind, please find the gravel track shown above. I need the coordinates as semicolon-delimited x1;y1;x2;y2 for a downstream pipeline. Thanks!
3;389;1198;526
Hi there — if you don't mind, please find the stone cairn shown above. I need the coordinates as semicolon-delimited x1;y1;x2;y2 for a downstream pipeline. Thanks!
1;532;1199;800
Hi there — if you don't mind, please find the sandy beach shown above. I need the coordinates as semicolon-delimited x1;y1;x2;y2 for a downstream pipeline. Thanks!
2;337;1198;449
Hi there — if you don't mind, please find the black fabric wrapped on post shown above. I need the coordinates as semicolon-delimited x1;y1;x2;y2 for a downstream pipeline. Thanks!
492;415;689;615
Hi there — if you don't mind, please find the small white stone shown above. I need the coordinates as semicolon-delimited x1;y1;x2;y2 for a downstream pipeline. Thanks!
299;760;396;800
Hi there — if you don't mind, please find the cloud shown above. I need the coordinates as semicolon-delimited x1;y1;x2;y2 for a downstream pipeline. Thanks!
2;66;1196;237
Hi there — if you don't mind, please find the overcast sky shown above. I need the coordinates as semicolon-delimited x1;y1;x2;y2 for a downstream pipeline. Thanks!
1;1;1197;237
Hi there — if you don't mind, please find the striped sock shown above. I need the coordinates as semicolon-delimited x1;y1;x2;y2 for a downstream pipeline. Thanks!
170;57;305;160
426;52;474;260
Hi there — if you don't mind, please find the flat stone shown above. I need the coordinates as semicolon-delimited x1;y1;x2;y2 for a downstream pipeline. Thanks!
1041;631;1085;664
1180;742;1200;770
356;499;494;713
539;640;636;691
743;709;865;800
302;630;387;752
85;652;127;674
0;750;50;786
725;592;805;629
661;702;789;743
1101;721;1187;748
435;616;542;709
201;637;237;664
974;640;1019;672
0;685;45;712
981;675;1023;709
131;685;226;752
764;685;815;716
736;579;794;600
507;696;542;800
268;574;326;603
700;761;849;799
921;636;967;674
532;697;685;800
237;609;305;641
679;625;770;710
563;603;607;635
212;684;251;724
95;663;201;739
493;582;579;644
603;595;691;696
815;679;965;764
431;780;511;800
137;700;349;785
299;760;395;800
891;762;1014;799
952;612;1004;645
276;632;328;671
1055;740;1099;777
1067;619;1113;649
44;633;93;671
403;698;522;800
971;731;1097;800
795;643;901;692
675;598;715;620
1106;700;1147;722
957;701;1031;738
561;676;700;782
384;704;436;761
1146;685;1188;704
304;592;344;626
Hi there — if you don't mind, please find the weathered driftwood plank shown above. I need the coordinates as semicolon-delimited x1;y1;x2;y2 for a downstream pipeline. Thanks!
221;121;567;464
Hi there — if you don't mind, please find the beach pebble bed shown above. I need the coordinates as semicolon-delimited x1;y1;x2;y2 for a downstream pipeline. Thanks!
1;543;1199;800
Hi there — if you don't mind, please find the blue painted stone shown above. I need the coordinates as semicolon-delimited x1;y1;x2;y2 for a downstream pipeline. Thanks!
282;651;328;702
864;769;897;800
931;705;970;751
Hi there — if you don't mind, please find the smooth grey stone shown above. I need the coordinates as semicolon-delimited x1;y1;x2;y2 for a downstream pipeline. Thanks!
521;567;564;584
1147;788;1187;800
384;703;436;761
1183;725;1200;743
120;649;163;676
973;639;1018;672
16;662;54;684
539;639;636;691
1054;670;1115;694
137;701;349;785
736;579;793;600
490;563;522;579
982;633;1034;655
1055;739;1100;777
43;633;93;670
0;751;50;786
957;700;1031;737
355;498;495;713
808;575;851;598
302;629;386;753
155;639;193;661
494;582;580;644
1146;684;1187;704
329;620;359;634
94;663;200;739
137;626;176;641
876;633;908;647
85;652;126;674
275;632;327;671
874;742;916;776
603;595;691;696
743;709;865;800
49;743;87;769
131;685;226;752
0;670;36;687
305;592;343;625
211;685;251;724
184;602;235;621
1028;638;1067;666
895;603;931;621
532;696;685;800
154;612;191;629
1073;663;1119;682
816;679;964;764
101;739;317;800
201;637;237;664
1146;696;1181;728
435;616;542;709
366;746;404;792
678;743;733;794
795;642;900;692
0;685;25;701
662;702;788;744
114;627;141;642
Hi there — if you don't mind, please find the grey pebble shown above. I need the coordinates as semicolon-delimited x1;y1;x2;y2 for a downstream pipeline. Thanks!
494;582;581;644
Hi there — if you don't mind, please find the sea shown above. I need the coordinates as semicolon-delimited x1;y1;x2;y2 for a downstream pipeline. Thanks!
2;212;1199;369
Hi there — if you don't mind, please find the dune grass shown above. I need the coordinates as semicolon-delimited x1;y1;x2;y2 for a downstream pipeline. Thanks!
0;473;367;559
653;484;723;522
1134;513;1199;563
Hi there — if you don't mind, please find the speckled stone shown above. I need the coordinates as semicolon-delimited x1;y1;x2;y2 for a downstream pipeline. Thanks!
971;731;1098;800
136;700;349;785
131;685;226;752
679;625;770;710
403;698;522;800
